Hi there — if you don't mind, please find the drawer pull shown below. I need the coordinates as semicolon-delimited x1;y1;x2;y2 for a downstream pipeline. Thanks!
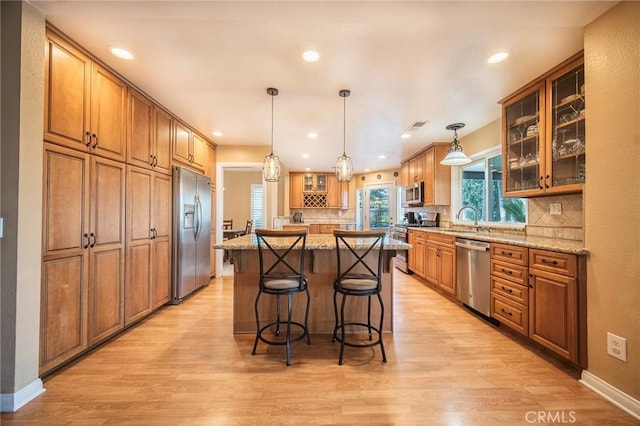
501;268;513;275
540;258;559;265
500;250;513;256
500;308;513;317
500;286;513;294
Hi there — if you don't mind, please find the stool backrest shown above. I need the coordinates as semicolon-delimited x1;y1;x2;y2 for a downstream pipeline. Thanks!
333;229;386;291
255;229;308;291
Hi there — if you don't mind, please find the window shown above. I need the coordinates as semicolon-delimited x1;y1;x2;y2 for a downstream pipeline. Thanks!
456;147;526;225
251;184;264;228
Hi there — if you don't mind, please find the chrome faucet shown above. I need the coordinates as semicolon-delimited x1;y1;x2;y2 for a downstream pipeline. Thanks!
456;206;479;231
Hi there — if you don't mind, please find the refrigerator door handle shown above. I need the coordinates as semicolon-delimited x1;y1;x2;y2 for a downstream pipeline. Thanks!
194;193;202;241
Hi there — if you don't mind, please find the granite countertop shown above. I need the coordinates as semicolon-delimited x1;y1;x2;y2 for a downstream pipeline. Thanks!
215;233;410;250
409;227;587;255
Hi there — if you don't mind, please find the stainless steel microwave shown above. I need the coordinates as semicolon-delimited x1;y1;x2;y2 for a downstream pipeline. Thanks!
405;181;424;206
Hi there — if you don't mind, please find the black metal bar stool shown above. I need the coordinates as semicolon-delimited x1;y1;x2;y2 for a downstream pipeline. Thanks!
332;229;387;365
252;229;311;366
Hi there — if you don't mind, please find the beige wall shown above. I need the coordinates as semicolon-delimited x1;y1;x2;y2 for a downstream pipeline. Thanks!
216;145;270;163
584;1;640;399
1;1;45;395
354;168;402;189
222;170;262;230
460;118;501;155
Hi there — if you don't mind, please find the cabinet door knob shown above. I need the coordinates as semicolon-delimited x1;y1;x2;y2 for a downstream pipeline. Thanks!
89;232;96;247
545;174;550;189
91;134;98;149
500;308;513;317
83;233;90;249
85;131;92;147
538;176;544;190
540;258;558;265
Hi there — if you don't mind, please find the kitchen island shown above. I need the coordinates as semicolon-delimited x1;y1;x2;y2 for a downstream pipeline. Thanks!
216;233;410;334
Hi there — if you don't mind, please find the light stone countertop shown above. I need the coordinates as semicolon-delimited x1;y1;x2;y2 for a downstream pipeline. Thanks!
409;227;587;255
215;233;410;250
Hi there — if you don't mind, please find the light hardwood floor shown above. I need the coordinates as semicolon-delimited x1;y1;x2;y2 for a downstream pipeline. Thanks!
3;267;636;425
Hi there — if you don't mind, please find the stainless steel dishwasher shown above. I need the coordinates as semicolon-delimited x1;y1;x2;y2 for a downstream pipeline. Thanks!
455;238;491;316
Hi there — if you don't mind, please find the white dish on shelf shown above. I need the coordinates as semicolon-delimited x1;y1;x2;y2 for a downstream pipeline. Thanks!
559;93;583;104
514;114;538;125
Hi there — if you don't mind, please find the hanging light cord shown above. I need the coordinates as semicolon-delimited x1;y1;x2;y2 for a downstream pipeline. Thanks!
342;94;346;155
270;92;275;155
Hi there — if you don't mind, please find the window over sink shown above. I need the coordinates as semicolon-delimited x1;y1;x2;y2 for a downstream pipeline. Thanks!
454;146;527;225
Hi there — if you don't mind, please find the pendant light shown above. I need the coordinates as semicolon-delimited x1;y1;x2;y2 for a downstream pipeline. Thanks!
263;87;281;182
335;89;353;182
440;122;471;166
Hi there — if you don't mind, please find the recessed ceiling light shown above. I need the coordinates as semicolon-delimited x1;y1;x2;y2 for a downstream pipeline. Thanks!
110;47;133;60
304;167;311;171
487;51;509;64
401;133;411;139
302;153;310;159
307;132;318;139
364;168;371;172
212;131;223;137
302;50;320;62
378;155;386;159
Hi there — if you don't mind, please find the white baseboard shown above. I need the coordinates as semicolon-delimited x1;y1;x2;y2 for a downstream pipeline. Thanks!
580;370;640;420
0;378;45;412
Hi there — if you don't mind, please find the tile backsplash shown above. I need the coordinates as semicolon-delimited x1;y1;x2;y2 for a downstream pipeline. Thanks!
526;194;584;241
407;193;584;241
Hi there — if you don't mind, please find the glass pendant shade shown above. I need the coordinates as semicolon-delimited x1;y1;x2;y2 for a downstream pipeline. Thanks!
263;87;281;182
263;153;281;182
440;122;471;166
335;89;353;182
336;153;353;183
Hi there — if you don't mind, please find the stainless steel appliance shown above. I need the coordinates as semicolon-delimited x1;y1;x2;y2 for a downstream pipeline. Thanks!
171;166;211;303
405;182;424;206
455;238;491;316
391;212;439;273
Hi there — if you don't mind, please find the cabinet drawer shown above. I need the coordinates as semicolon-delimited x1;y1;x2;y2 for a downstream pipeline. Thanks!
490;259;528;286
529;249;576;277
491;243;528;266
319;224;339;234
426;233;455;247
491;293;528;337
415;232;427;243
491;276;529;306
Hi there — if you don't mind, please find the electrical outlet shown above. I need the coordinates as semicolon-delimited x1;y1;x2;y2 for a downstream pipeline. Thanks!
550;203;562;215
607;332;627;362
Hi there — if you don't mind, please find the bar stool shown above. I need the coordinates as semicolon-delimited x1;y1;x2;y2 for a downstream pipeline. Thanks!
332;229;387;365
252;229;311;366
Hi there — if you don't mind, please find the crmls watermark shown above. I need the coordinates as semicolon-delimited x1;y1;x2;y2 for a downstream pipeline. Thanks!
525;411;577;424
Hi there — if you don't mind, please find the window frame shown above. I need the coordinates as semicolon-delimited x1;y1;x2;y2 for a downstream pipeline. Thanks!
451;145;527;229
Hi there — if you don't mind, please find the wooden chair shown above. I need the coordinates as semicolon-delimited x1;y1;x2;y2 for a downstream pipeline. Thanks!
223;219;233;231
244;219;253;235
252;229;311;366
332;229;387;365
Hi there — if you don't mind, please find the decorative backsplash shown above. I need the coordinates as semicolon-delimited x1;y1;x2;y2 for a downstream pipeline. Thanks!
406;193;584;241
526;194;584;241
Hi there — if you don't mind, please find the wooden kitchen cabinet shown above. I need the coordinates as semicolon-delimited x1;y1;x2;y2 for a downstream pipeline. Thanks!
529;249;582;364
425;234;455;295
327;174;349;209
44;31;127;162
173;121;208;171
501;53;585;197
125;167;172;325
289;173;304;208
289;171;350;209
127;90;172;175
41;143;126;374
423;143;451;206
409;230;427;278
408;153;424;183
490;243;530;337
400;161;410;187
192;133;208;170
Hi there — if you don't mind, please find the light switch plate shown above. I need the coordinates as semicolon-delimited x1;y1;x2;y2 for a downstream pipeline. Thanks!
550;203;562;215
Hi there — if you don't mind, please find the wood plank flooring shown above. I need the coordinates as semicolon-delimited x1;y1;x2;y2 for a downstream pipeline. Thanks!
2;267;636;425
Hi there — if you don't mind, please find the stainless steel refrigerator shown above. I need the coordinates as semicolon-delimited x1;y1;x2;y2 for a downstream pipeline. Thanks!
171;166;211;303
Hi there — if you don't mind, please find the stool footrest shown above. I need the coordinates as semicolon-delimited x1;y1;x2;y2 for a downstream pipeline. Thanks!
333;322;382;348
256;321;309;346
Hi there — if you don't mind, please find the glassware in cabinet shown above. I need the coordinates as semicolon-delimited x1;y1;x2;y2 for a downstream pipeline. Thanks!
548;60;585;189
502;82;545;194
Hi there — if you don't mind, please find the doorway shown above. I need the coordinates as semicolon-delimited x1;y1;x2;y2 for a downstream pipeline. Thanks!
360;182;397;230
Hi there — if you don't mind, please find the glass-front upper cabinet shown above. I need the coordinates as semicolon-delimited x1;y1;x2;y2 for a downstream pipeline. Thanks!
546;57;585;192
501;53;585;197
303;173;327;192
503;82;545;195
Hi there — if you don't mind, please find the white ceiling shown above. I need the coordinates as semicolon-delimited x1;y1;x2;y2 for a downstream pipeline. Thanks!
31;1;615;172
